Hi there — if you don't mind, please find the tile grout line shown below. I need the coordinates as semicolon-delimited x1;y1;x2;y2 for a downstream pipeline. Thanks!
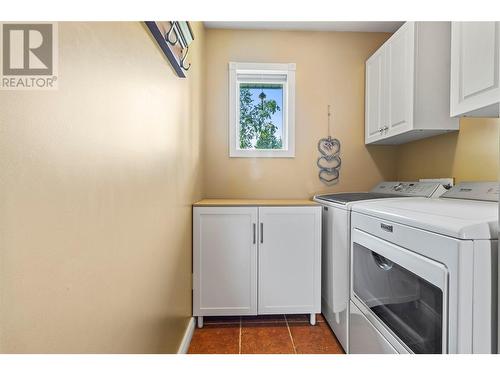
239;316;242;354
284;314;297;354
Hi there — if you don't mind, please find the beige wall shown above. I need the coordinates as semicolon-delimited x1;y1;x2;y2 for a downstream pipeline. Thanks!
0;22;205;353
396;118;500;182
203;29;397;199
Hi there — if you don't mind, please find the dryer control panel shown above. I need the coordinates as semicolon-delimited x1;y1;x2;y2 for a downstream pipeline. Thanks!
441;181;499;202
371;181;444;197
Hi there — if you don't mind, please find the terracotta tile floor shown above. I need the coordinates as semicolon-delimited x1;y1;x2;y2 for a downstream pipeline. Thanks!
188;314;345;354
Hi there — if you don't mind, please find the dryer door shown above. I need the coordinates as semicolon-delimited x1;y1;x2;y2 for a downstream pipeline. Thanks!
351;228;448;354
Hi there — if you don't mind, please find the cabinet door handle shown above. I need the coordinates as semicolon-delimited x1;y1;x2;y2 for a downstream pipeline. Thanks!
260;223;263;244
253;223;256;244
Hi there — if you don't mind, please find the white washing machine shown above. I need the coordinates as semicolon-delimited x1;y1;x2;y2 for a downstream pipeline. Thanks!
349;182;499;354
313;181;446;351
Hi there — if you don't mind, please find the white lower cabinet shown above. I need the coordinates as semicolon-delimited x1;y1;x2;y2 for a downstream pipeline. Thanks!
193;205;321;327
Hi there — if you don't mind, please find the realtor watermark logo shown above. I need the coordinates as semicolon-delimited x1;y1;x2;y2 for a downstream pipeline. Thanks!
0;22;58;90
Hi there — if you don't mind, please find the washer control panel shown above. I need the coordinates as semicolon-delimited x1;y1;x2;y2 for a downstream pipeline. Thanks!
371;181;443;197
441;181;499;202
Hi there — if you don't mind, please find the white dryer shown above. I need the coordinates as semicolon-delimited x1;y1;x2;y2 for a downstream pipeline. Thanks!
313;181;446;351
349;182;499;354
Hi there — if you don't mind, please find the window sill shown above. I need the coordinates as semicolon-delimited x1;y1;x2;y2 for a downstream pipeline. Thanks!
229;149;295;158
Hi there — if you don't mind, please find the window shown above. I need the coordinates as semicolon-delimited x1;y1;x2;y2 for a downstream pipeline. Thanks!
229;62;296;157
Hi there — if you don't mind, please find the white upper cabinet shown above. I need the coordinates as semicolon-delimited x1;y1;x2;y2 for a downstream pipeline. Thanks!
365;22;459;145
450;22;500;117
365;48;386;143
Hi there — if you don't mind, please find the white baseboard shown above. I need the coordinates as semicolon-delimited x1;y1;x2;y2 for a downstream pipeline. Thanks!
177;317;196;354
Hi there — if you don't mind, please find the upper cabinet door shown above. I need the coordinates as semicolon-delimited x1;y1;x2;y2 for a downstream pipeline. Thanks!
450;22;500;117
193;207;258;316
386;22;415;135
365;48;386;144
257;206;321;314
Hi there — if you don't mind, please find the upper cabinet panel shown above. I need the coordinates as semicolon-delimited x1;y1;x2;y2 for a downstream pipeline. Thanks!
386;22;414;135
365;22;458;145
450;22;500;117
365;49;386;144
461;23;497;96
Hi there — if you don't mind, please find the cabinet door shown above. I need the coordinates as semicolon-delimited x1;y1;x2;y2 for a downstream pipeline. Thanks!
193;207;258;316
365;48;386;144
258;207;321;314
386;22;415;136
450;22;500;117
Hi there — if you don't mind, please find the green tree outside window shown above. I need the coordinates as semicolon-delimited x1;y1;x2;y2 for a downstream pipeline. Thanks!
239;86;283;150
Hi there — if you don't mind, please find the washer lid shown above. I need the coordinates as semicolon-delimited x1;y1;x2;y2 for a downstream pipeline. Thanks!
351;197;498;240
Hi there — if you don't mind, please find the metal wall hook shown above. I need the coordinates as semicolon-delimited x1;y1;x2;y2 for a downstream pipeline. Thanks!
180;46;191;71
165;21;191;71
165;22;179;45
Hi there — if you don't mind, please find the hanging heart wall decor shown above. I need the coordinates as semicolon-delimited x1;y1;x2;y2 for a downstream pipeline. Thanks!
317;106;341;185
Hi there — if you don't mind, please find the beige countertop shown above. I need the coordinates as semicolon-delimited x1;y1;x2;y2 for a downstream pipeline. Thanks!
193;199;319;207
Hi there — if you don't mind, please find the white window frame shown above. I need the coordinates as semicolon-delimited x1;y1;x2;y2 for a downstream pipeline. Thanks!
229;62;296;158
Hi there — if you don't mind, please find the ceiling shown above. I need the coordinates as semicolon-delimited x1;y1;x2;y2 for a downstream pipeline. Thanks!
203;21;404;33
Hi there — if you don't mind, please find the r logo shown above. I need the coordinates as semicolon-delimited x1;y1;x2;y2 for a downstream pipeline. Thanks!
2;24;53;75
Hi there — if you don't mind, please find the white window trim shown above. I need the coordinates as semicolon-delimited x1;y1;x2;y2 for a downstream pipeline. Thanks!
229;62;296;158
